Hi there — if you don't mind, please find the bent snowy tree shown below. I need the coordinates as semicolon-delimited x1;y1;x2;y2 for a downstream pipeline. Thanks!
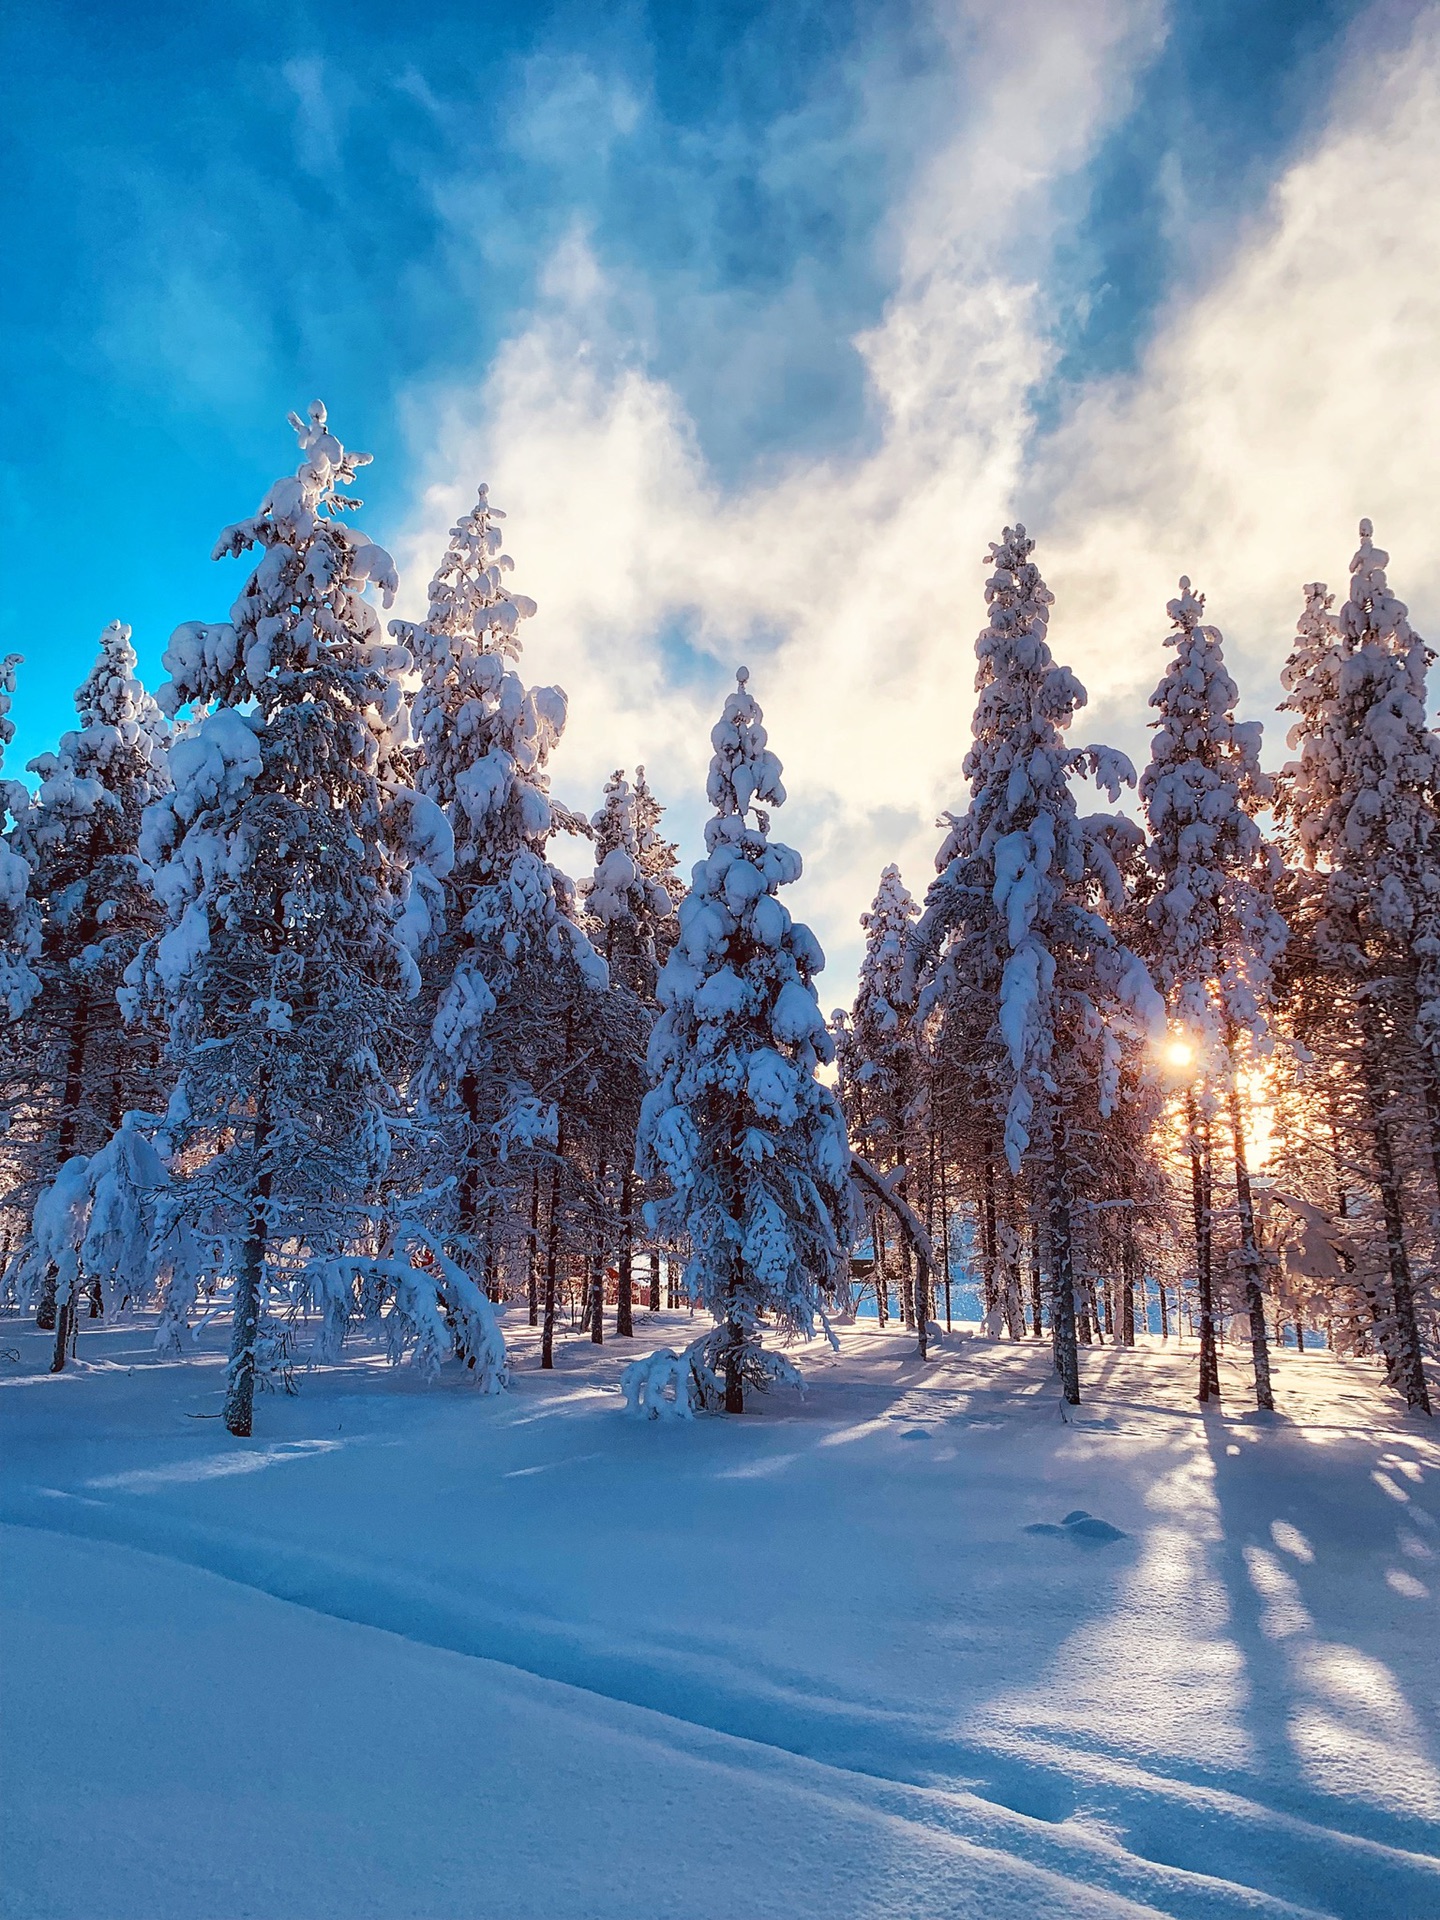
637;668;852;1413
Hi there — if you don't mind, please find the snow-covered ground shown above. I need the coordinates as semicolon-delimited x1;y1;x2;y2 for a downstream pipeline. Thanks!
2;1313;1437;1920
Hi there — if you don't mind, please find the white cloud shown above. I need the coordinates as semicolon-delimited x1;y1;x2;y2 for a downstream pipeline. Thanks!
394;0;1440;997
1038;2;1440;766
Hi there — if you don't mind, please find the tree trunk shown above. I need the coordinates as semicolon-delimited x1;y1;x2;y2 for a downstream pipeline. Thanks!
527;1166;541;1327
460;1072;482;1244
224;1127;272;1437
1329;1101;1388;1375
49;1285;76;1375
905;1167;930;1360
616;1165;634;1336
1029;1217;1043;1338
542;1019;573;1370
872;1211;887;1325
914;1243;930;1360
541;1153;562;1370
1423;1062;1440;1223
981;1152;998;1322
723;1289;744;1413
1001;1176;1025;1340
648;1248;661;1312
938;1139;952;1331
1049;1154;1081;1405
1360;1017;1432;1413
1121;1223;1136;1347
1228;1069;1274;1413
1187;1087;1220;1402
39;989;94;1340
589;1158;608;1344
483;1197;500;1302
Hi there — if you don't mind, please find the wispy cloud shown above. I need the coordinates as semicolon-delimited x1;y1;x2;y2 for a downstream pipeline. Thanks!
394;0;1438;996
282;55;352;180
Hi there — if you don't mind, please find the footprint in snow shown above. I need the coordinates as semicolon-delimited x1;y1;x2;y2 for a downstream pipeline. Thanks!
900;1427;931;1440
1024;1508;1128;1547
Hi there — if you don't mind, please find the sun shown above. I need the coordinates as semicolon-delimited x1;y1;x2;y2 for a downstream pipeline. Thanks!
1164;1039;1194;1069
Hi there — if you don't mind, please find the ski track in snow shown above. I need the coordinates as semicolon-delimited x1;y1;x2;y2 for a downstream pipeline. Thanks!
2;1314;1438;1920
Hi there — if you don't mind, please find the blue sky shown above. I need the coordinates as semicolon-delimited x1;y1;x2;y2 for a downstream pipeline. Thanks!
2;0;1434;989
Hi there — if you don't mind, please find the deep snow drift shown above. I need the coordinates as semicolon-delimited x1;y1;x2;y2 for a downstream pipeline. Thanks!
2;1314;1437;1920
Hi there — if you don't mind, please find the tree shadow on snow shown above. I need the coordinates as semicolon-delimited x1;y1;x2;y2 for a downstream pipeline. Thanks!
1198;1409;1440;1892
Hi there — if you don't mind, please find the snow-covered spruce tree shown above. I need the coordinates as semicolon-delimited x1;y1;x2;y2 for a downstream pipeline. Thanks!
396;481;603;1035
1276;529;1439;1413
628;767;687;1315
7;623;171;1361
0;654;40;1027
393;485;612;1349
911;526;1162;1404
126;402;486;1437
633;766;685;953
633;668;852;1414
1068;816;1170;1354
1141;578;1287;1411
909;864;1022;1345
845;865;920;1165
0;654;41;1296
839;865;926;1326
582;768;682;1002
578;768;682;1337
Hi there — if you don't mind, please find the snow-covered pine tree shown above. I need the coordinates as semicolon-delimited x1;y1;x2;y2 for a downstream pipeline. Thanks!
911;526;1162;1403
1141;578;1288;1411
635;667;852;1413
0;654;40;1026
1276;526;1438;1413
393;485;609;1352
7;624;171;1363
127;402;467;1436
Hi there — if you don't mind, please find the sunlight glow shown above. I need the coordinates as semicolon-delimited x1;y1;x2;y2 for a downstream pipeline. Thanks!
1164;1040;1194;1069
1240;1066;1277;1173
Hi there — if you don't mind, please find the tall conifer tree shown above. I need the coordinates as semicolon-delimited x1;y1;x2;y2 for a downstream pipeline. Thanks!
128;403;433;1435
0;655;40;1025
913;527;1162;1402
1276;526;1437;1412
10;623;170;1360
1141;579;1287;1410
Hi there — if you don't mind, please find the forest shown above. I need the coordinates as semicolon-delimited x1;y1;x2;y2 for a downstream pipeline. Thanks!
2;399;1436;1431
